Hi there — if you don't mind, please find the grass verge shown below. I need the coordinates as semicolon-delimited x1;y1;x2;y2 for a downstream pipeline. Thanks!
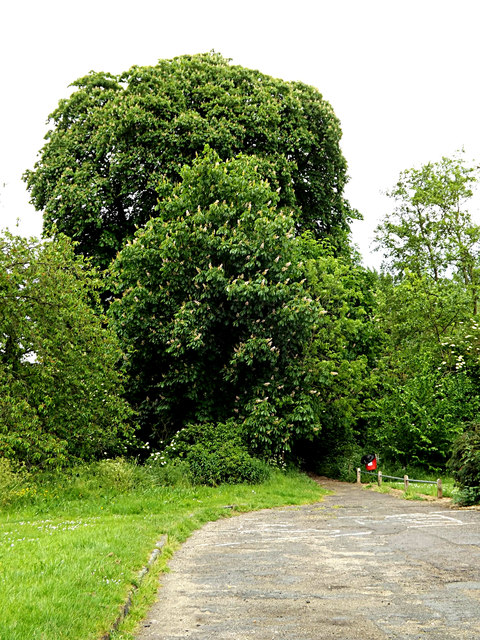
362;474;455;501
0;465;325;640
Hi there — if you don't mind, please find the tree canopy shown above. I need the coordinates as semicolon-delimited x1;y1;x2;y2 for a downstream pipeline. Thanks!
24;52;355;270
109;148;323;456
0;232;133;468
19;50;480;494
375;153;480;311
370;154;480;468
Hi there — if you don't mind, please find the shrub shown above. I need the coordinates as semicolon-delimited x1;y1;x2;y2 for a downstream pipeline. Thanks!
448;422;480;505
0;233;134;469
162;421;272;486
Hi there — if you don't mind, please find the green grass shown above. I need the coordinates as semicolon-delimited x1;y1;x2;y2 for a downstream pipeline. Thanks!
361;468;455;500
405;478;454;499
0;463;326;640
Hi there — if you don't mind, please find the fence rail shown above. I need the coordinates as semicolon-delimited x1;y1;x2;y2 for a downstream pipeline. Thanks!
357;468;443;498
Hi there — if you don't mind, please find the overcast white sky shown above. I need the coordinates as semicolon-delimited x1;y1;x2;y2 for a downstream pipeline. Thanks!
1;0;480;268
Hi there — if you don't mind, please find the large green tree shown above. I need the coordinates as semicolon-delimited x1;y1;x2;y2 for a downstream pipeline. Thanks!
109;149;322;456
367;273;477;467
24;53;355;270
0;232;133;468
291;240;381;472
371;154;480;468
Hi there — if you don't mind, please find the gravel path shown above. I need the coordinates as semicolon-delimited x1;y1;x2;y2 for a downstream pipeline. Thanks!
136;477;480;639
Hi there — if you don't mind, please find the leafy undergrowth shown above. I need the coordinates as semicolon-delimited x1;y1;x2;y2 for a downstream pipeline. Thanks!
0;462;326;640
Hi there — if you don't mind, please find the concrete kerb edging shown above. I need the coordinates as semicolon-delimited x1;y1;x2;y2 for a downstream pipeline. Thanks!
101;534;168;640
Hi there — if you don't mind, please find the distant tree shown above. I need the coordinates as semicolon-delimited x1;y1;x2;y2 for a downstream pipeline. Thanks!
24;53;355;270
108;149;322;456
375;153;480;312
370;155;480;468
0;232;133;468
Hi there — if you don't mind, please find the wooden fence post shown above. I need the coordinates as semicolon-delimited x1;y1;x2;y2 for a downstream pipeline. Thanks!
378;471;382;486
404;475;409;491
437;478;443;499
356;468;361;484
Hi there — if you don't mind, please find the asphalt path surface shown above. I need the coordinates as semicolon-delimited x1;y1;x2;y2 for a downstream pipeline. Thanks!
136;478;480;639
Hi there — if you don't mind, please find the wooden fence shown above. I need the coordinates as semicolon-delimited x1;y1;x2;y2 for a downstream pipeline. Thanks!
357;468;443;498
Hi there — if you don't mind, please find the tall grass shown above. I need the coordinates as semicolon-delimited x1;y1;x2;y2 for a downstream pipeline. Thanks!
0;460;326;640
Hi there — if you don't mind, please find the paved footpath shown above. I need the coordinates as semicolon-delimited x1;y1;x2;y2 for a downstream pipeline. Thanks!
136;478;480;640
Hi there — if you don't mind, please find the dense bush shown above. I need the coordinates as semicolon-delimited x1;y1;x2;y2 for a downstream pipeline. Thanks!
448;422;480;505
0;233;134;468
158;421;272;486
